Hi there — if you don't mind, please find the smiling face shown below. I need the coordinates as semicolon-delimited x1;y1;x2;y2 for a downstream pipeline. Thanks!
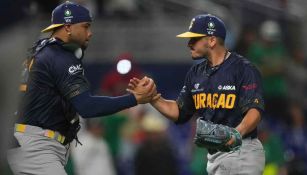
65;22;92;50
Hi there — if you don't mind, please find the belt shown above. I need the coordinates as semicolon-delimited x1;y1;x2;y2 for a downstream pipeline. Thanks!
15;124;66;145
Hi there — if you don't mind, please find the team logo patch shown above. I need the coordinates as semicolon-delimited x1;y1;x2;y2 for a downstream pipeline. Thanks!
191;83;203;92
194;83;200;89
68;64;83;75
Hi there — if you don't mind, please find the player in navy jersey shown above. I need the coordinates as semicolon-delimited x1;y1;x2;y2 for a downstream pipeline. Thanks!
129;14;265;174
7;2;157;175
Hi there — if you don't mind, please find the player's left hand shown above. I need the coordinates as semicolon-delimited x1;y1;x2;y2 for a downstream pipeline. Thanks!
194;118;242;152
225;136;235;146
219;127;242;152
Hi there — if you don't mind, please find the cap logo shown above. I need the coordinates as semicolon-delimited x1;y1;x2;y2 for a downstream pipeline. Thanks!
208;22;215;29
64;9;73;23
189;18;195;30
64;9;71;16
64;9;72;17
207;21;216;35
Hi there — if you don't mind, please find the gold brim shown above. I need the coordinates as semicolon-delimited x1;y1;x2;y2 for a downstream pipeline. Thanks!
176;32;206;38
41;24;64;33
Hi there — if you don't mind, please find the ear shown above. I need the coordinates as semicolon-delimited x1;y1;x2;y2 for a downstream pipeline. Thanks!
64;25;72;35
208;37;217;48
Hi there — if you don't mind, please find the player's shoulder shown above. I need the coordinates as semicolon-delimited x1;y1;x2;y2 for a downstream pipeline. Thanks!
231;52;251;66
37;47;81;77
33;39;82;74
40;44;76;62
231;52;261;77
231;52;258;70
34;38;78;62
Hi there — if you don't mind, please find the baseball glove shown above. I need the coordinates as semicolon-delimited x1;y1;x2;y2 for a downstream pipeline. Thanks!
194;118;242;152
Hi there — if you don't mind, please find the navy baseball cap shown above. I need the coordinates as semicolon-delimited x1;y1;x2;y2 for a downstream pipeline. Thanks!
177;14;226;40
41;1;92;33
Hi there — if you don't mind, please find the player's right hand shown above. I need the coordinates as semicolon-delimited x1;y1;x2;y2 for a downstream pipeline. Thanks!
126;76;160;104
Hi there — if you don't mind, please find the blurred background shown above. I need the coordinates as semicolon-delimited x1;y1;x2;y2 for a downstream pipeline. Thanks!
1;0;307;174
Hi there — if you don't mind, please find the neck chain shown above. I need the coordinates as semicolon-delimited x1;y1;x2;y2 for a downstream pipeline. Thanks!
210;49;229;68
205;50;230;76
222;49;229;63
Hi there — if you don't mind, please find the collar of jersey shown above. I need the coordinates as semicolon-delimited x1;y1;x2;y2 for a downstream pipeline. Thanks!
203;52;234;76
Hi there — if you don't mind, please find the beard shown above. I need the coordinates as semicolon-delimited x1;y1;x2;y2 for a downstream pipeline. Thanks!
190;42;210;60
81;41;89;50
192;56;204;60
191;49;209;60
191;53;205;60
69;35;89;50
81;44;87;50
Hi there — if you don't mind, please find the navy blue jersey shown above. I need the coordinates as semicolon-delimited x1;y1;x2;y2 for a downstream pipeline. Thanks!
176;52;264;138
17;38;89;135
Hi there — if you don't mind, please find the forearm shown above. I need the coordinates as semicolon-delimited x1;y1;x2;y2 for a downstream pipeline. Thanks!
236;108;261;137
71;91;137;118
150;97;179;122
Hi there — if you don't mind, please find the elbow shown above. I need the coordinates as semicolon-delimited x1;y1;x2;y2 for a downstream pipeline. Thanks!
172;112;180;122
251;108;262;122
72;99;95;118
163;108;180;123
78;112;90;119
76;107;92;118
71;91;93;118
175;114;190;125
76;105;115;118
169;115;179;123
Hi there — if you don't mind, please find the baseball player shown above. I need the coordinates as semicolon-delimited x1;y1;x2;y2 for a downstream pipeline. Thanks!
7;2;157;175
129;14;265;174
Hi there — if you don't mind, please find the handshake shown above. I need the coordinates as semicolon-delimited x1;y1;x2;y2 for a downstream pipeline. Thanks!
126;76;161;104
